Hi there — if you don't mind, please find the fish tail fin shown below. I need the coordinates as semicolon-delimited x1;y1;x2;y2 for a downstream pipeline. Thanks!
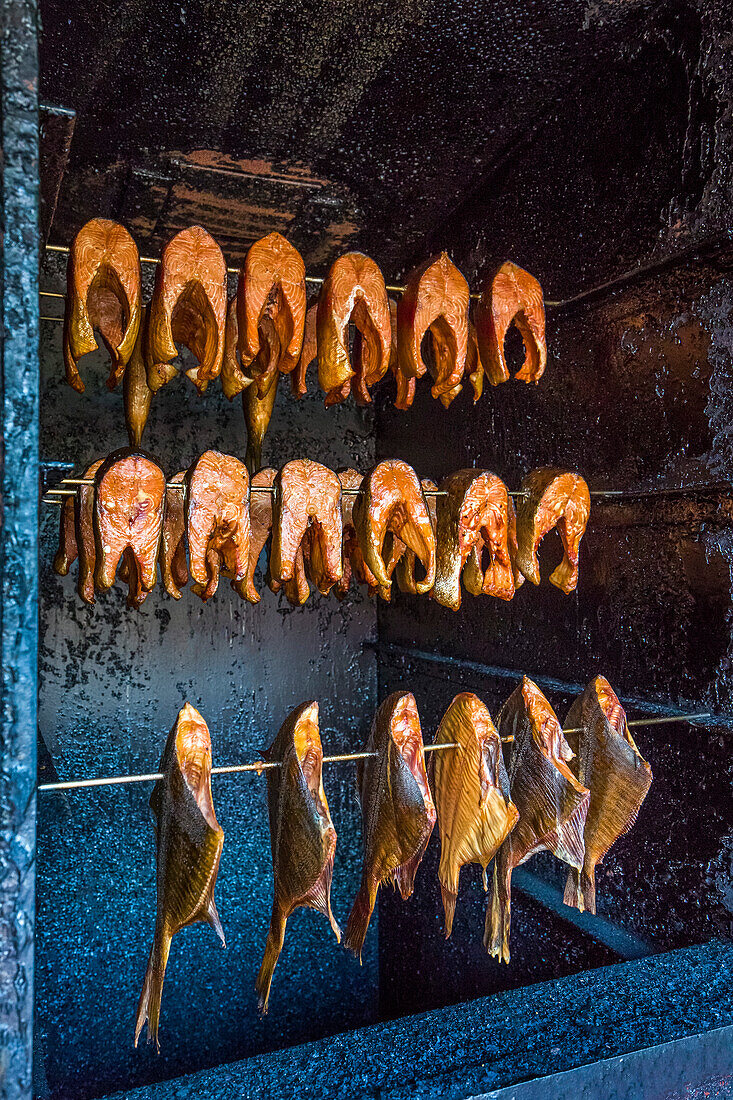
206;896;226;947
134;926;171;1051
563;867;583;911
255;908;287;1016
484;861;511;964
440;884;458;939
302;852;341;944
343;879;378;961
581;867;596;915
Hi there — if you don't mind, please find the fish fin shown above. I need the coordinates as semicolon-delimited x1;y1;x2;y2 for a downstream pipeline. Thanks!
134;926;171;1051
393;826;432;900
301;853;341;943
482;866;489;892
563;867;584;912
255;908;287;1016
343;879;378;961
440;884;457;939
206;896;226;947
484;859;511;964
581;867;596;915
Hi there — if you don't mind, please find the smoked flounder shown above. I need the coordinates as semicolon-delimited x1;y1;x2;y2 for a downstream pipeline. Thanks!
135;703;225;1049
432;693;518;936
344;692;436;958
563;676;652;914
256;701;339;1012
487;677;590;963
515;468;590;593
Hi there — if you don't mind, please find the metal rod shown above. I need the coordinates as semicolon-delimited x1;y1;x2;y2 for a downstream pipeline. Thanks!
49;477;452;497
562;712;711;734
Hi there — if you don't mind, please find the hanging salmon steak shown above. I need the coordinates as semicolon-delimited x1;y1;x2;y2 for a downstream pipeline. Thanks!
487;677;590;963
186;450;251;601
563;676;652;914
515;468;590;593
466;320;484;403
394;479;438;595
237;232;306;395
396;252;469;408
353;460;436;596
220;294;255;400
291;296;319;399
474;261;546;385
433;469;514;609
317;252;391;406
332;468;379;599
432;693;518;936
94;452;166;603
123;304;154;447
270;459;343;589
53;459;102;586
145;226;227;394
159;472;188;599
256;701;339;1012
344;692;436;958
64;218;142;392
231;467;277;603
135;703;225;1049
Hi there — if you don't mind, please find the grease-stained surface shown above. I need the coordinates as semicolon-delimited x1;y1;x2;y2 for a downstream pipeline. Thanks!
35;257;378;1099
375;256;733;1018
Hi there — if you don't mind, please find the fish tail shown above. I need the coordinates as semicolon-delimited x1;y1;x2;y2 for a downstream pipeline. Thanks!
255;908;287;1016
343;879;378;961
440;884;458;939
134;926;171;1051
484;861;511;964
581;867;596;915
563;867;584;912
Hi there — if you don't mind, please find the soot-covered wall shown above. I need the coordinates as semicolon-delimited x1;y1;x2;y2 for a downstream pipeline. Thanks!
35;261;378;1100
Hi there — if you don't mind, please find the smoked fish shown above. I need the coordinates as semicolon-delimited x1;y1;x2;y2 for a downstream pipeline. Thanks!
75;460;104;604
232;467;277;603
394;479;438;595
237;232;306;394
94;452;166;601
270;459;343;589
220;294;254;400
396;252;469;408
243;370;279;475
487;677;589;962
515;468;590;593
466;321;484;403
159;472;188;599
474;261;546;386
432;693;518;936
353;460;436;596
256;701;339;1012
145;226;227;394
333;469;379;599
186;450;251;601
290;295;319;399
344;692;436;958
123;304;154;447
135;703;225;1049
317;252;391;406
563;676;652;914
433;470;514;610
64;218;142;393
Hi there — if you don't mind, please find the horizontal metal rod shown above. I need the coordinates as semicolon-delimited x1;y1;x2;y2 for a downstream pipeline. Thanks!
37;740;468;792
562;712;711;734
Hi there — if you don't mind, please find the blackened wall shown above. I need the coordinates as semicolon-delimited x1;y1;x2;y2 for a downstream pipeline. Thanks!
35;262;378;1100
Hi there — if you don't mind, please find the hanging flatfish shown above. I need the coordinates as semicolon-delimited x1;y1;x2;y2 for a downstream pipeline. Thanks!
432;693;518;937
256;701;340;1012
563;676;652;913
487;677;590;963
135;703;225;1049
344;692;436;959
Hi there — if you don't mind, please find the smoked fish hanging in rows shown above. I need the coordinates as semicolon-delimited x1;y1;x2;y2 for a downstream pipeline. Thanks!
185;450;252;601
515;468;590;593
474;261;547;386
344;692;436;959
256;701;340;1013
135;704;225;1049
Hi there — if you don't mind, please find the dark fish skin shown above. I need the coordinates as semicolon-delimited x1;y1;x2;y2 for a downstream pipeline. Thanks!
135;704;225;1050
256;701;339;1013
124;304;153;447
344;692;436;959
159;472;188;599
243;369;279;475
563;676;652;914
486;677;590;963
73;459;104;604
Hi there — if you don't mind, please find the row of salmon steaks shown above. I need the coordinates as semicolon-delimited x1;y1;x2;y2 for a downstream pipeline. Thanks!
52;451;591;608
61;218;547;464
134;675;652;1048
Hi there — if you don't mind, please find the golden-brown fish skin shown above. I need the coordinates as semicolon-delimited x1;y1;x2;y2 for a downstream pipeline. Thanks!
432;693;519;936
353;460;436;597
332;469;380;600
53;487;79;577
515;468;590;593
237;233;307;389
64;218;142;393
396;252;470;406
563;676;652;914
291;296;319;399
317;252;391;406
487;677;590;963
73;460;105;604
243;369;279;475
466;321;484;403
433;470;514;610
124;304;154;448
474;261;547;386
93;452;166;599
344;692;436;959
221;294;255;400
232;467;277;603
270;459;343;587
186;451;251;601
395;479;438;595
145;226;227;394
158;472;188;599
256;701;339;1013
135;703;225;1050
